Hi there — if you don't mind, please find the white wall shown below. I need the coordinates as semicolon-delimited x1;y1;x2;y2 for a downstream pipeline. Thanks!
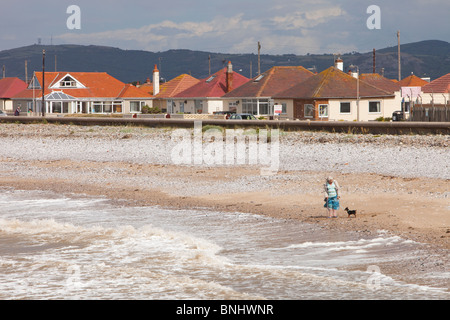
0;99;13;111
328;95;401;121
420;92;449;105
273;99;293;119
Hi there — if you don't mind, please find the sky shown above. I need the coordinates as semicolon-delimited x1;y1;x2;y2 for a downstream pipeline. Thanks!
1;0;449;55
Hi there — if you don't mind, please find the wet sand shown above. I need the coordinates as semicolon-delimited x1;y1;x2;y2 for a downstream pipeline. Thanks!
0;123;448;289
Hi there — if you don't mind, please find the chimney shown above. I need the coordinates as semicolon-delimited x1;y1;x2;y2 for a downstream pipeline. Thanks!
153;64;160;95
334;56;343;71
226;61;233;93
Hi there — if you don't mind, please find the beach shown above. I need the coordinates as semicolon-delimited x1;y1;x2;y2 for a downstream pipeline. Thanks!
0;122;448;292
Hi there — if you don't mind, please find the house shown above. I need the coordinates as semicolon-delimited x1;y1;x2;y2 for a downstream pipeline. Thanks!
421;73;450;106
148;65;201;113
12;72;153;115
274;66;397;121
222;66;314;118
359;73;401;94
172;61;249;114
397;73;430;115
359;73;403;115
0;77;28;112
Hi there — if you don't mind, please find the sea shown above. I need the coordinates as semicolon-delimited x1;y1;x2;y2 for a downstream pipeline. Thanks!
0;188;448;300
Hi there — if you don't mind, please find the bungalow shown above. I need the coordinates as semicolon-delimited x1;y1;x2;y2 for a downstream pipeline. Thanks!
359;73;402;115
146;65;201;113
173;61;249;114
222;66;314;118
12;71;153;115
421;73;450;106
0;77;28;112
273;66;397;121
397;74;429;116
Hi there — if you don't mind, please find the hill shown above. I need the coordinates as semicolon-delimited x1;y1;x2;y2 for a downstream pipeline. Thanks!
0;40;449;84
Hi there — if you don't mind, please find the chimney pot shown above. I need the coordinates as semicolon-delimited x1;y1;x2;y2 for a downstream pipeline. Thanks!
226;61;233;93
153;64;160;95
334;56;343;71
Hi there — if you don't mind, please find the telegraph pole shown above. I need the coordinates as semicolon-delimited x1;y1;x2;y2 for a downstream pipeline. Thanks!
397;31;401;81
373;48;376;74
257;41;261;75
42;50;45;117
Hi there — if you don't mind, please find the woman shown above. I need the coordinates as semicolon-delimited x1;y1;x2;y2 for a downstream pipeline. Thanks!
324;176;340;218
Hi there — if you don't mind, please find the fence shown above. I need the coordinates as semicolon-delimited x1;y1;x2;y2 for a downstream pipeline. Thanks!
2;116;448;135
410;105;449;122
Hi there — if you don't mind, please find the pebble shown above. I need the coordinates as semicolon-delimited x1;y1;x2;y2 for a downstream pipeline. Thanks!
0;124;449;193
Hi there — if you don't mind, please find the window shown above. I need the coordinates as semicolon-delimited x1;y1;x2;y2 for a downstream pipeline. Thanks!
242;99;258;115
114;101;123;113
258;99;269;115
103;102;112;113
304;104;314;118
130;101;143;113
281;103;287;114
93;102;102;113
59;76;77;88
340;102;351;114
91;101;122;113
179;101;185;113
228;101;238;113
254;74;265;82
194;100;203;113
62;102;70;113
52;102;62;113
319;104;328;118
206;75;216;83
369;101;381;113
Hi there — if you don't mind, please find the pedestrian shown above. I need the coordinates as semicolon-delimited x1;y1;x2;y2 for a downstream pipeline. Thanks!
324;176;340;218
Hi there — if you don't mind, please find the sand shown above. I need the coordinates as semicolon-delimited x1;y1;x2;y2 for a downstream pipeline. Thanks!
0;122;448;289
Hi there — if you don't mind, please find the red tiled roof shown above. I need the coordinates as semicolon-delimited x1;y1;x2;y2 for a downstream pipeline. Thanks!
12;72;152;99
360;73;401;94
174;66;249;98
155;74;200;98
397;74;429;87
274;67;394;99
0;77;28;98
422;73;450;93
223;66;314;98
117;84;153;98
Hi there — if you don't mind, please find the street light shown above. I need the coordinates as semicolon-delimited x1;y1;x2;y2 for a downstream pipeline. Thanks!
349;64;360;121
42;50;45;117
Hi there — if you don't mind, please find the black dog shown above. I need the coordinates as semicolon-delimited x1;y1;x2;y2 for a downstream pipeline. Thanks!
344;207;357;217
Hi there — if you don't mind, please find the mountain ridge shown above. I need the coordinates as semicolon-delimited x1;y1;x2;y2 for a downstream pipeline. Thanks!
0;40;448;84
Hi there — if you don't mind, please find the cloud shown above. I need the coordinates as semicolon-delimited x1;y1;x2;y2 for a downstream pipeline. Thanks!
55;7;348;55
270;7;346;30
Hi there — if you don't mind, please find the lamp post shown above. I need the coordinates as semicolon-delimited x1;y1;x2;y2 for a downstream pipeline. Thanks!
349;64;360;121
42;50;45;117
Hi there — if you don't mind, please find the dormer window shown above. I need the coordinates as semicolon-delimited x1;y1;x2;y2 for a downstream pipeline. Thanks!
60;76;77;88
50;74;86;89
